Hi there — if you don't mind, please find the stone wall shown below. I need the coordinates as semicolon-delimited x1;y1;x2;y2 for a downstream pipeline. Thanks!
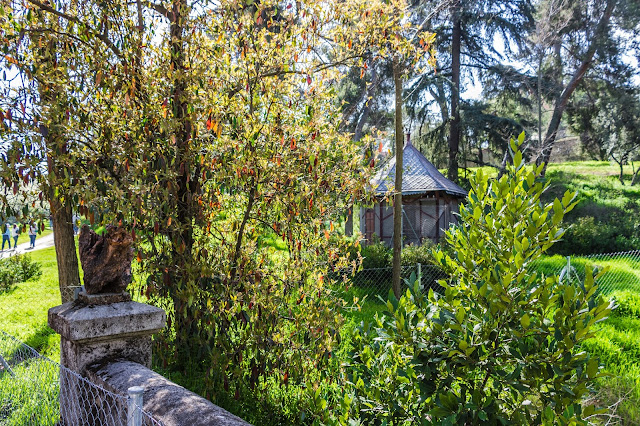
87;360;249;426
49;296;250;425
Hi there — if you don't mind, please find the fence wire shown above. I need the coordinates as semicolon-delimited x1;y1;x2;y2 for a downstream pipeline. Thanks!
332;250;640;300
329;263;448;298
0;332;162;426
531;250;640;296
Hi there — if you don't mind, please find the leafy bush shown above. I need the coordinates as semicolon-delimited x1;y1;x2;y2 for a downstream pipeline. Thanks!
610;290;640;319
360;238;391;269
0;255;42;291
348;136;613;425
360;239;436;269
400;241;434;266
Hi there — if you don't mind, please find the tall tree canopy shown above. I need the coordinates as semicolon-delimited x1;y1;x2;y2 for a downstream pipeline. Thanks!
405;0;534;181
0;0;432;419
533;0;637;173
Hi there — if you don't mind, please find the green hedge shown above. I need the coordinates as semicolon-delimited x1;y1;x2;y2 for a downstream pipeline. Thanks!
0;255;42;291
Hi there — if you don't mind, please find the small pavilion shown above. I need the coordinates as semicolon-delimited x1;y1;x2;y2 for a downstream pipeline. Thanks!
360;136;467;246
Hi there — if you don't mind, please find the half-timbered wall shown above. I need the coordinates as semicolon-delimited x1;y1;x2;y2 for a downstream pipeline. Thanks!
360;192;461;246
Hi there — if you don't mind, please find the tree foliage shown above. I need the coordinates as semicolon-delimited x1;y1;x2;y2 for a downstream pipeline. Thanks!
0;0;433;419
533;0;629;173
349;134;613;424
567;72;640;183
405;0;534;179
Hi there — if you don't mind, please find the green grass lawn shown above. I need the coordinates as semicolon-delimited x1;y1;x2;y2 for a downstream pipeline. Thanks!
462;160;636;178
533;253;640;295
582;291;640;424
439;160;640;257
0;246;62;359
0;347;60;426
459;161;640;212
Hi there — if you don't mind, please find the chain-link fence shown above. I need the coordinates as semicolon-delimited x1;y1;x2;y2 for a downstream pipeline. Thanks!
0;331;163;426
329;263;448;298
531;250;640;296
332;250;640;300
61;285;82;304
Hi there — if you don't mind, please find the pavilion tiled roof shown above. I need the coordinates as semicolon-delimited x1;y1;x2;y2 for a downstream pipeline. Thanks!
372;142;467;198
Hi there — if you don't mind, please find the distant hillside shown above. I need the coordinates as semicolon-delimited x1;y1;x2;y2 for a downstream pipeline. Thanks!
542;162;640;255
457;161;639;255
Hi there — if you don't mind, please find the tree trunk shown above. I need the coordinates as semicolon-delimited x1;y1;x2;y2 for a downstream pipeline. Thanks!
44;123;81;303
497;149;509;178
631;162;640;186
354;63;378;142
610;153;625;185
168;0;198;359
347;65;378;239
232;181;256;278
35;32;81;304
447;4;462;183
392;59;404;299
536;0;615;175
537;53;543;152
433;82;449;124
345;208;353;236
49;190;80;303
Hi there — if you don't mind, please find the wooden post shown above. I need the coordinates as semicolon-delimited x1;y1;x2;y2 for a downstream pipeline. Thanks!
435;192;440;240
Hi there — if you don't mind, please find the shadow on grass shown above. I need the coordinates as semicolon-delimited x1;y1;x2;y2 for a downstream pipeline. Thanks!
23;324;57;356
0;286;17;296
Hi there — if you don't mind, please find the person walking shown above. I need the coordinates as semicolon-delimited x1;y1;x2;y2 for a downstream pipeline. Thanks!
2;224;12;251
28;221;37;249
12;224;19;249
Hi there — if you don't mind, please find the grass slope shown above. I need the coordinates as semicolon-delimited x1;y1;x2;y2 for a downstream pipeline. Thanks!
529;162;640;255
459;161;640;255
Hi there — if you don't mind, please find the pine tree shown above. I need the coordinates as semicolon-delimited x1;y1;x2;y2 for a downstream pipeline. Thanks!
405;0;534;181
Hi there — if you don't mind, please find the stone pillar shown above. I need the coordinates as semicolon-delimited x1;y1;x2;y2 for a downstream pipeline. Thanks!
49;292;166;426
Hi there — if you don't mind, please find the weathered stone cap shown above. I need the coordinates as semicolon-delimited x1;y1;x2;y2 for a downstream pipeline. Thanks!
49;301;166;343
89;360;252;426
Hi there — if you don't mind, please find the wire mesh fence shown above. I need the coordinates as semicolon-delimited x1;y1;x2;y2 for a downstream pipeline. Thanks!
332;250;640;300
531;250;640;296
0;331;163;426
329;263;448;299
61;285;82;303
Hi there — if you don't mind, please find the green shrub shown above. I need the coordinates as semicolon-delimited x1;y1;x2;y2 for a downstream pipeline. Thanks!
610;290;640;319
348;136;613;425
400;241;434;266
0;255;43;291
360;238;391;269
360;239;436;269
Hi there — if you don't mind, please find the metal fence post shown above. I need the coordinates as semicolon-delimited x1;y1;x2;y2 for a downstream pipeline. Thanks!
128;386;144;426
0;353;14;377
417;263;422;287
